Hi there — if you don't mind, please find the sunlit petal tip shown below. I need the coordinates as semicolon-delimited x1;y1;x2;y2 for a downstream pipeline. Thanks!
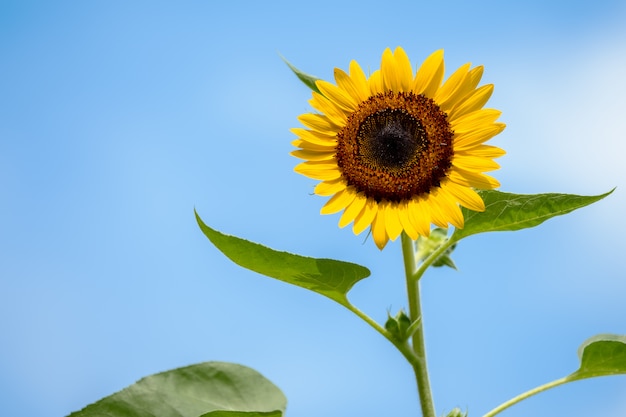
448;84;495;120
316;80;359;112
353;198;378;235
320;188;356;215
294;162;342;181
338;193;367;228
393;46;413;91
372;208;390;250
434;62;472;107
381;48;399;92
413;49;445;97
432;192;464;229
469;65;484;86
443;181;485;212
314;179;347;197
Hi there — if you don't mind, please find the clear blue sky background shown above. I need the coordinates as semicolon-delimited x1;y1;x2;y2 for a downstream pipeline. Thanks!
2;1;626;416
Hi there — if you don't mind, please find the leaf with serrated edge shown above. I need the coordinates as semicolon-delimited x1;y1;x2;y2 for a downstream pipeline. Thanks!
68;362;286;417
451;189;613;243
280;55;322;94
196;211;370;306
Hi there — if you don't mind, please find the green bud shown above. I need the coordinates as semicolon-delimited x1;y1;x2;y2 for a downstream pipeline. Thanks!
416;227;458;270
384;310;412;341
443;408;467;417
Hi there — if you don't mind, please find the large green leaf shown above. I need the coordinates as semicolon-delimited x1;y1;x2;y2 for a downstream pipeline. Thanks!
196;211;370;306
68;362;286;417
570;334;626;380
451;189;613;243
200;412;282;417
281;55;322;94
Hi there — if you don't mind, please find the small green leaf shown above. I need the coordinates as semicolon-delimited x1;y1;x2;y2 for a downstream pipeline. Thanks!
281;55;322;94
570;334;626;380
196;211;370;306
451;189;613;243
68;362;286;417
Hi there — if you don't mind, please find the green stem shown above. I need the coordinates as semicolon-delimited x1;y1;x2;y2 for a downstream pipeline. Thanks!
342;302;421;365
482;376;571;417
402;233;436;417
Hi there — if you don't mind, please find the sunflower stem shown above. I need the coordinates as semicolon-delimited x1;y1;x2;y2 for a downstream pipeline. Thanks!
481;376;570;417
402;233;436;417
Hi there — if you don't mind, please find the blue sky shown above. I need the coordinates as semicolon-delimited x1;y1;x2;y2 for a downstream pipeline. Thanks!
2;1;626;416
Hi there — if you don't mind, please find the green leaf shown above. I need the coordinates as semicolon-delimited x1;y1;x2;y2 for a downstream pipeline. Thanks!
451;189;613;243
483;334;626;417
201;412;282;417
570;334;626;380
196;211;370;306
280;55;322;94
68;362;286;417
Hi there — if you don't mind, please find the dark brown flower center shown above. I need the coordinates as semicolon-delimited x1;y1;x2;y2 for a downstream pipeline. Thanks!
335;91;454;202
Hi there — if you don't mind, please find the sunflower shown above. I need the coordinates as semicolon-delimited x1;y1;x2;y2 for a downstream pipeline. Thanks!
291;47;505;249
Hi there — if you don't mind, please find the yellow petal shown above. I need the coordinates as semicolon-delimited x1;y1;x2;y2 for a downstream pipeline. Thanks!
434;62;471;109
349;60;371;99
338;192;367;228
433;188;464;229
353;198;378;235
468;65;484;88
384;201;404;241
453;123;506;149
397;201;419;240
455;144;506;159
372;206;389;249
448;84;494;120
452;109;502;133
298;113;341;134
424;192;450;229
368;69;383;96
412;49;444;98
314;178;347;196
381;48;400;92
291;139;336;152
407;197;432;237
316;79;359;112
453;155;501;172
442;181;485;212
290;127;337;147
309;92;347;126
448;168;500;190
290;149;335;161
334;67;369;103
321;188;356;215
294;161;342;180
393;47;413;92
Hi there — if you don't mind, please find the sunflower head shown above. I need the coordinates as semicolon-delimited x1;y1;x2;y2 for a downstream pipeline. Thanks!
291;47;505;249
